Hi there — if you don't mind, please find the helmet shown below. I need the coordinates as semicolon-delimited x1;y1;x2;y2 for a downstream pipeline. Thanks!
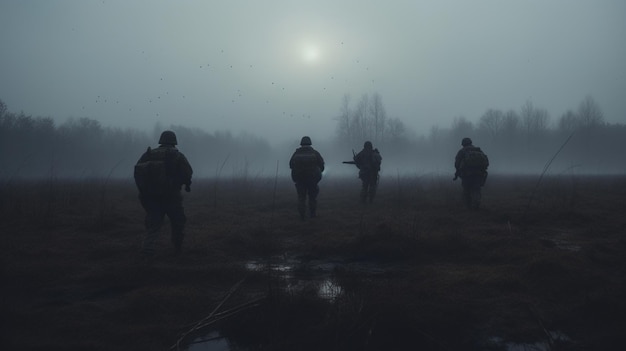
300;136;312;146
159;130;178;145
461;137;472;146
364;141;373;150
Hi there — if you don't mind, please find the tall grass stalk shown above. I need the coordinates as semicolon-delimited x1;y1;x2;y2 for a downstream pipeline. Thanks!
269;160;279;229
98;159;124;228
213;154;230;209
523;133;573;218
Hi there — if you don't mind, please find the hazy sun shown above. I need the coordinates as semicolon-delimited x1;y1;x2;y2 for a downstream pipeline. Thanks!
301;44;321;64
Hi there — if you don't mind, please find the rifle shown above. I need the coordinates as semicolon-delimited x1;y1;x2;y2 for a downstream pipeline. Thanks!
342;149;357;165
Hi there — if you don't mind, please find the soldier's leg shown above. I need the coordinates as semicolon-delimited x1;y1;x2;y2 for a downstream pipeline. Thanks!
360;179;368;203
295;183;307;220
368;174;378;203
308;182;319;217
140;199;166;256
167;200;187;253
461;179;471;209
470;182;482;209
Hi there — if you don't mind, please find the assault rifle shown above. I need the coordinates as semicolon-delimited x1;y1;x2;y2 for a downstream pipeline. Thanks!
342;149;357;166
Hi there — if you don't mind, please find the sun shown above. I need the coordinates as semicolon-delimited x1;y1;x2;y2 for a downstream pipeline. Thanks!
301;44;321;64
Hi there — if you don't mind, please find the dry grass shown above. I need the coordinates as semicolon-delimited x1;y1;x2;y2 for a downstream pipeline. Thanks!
1;174;625;350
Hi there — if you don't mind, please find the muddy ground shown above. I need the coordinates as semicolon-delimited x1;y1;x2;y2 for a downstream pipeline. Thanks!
1;174;625;350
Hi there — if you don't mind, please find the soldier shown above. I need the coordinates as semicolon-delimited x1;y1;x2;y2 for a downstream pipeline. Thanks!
454;137;489;209
289;136;325;220
353;141;382;204
134;130;193;257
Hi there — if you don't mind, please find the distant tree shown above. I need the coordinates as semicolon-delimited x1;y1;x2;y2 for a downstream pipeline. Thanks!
520;100;549;141
370;92;387;144
334;94;352;143
334;92;398;145
479;109;505;140
386;117;406;140
502;109;520;139
577;95;604;129
352;94;369;141
0;99;7;118
558;110;579;133
450;116;474;143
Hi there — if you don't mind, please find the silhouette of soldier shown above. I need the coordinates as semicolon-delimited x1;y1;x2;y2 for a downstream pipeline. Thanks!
454;137;488;209
134;130;193;257
289;136;325;220
353;141;382;203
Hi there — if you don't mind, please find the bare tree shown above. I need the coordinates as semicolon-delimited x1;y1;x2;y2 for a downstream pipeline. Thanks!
370;92;387;144
479;109;505;140
386;117;406;140
558;110;579;133
0;99;7;118
350;94;369;142
334;94;352;142
521;100;549;140
451;116;474;143
577;95;604;129
502;109;520;139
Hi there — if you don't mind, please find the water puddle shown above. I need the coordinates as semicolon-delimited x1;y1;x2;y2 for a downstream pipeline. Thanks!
186;331;239;351
245;258;346;300
186;257;373;350
489;330;572;350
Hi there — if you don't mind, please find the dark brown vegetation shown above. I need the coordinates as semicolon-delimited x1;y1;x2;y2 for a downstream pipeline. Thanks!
1;174;625;350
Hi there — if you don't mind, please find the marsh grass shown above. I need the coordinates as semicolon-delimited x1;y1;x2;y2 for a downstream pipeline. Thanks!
1;174;626;350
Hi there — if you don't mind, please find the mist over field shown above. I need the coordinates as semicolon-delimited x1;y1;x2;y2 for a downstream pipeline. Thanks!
1;1;625;179
1;96;625;179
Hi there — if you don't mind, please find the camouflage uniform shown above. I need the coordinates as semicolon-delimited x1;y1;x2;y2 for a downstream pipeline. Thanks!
454;138;488;209
135;131;193;256
289;136;325;220
354;141;382;203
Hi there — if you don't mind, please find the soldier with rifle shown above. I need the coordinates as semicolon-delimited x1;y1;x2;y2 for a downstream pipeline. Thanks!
344;141;382;204
454;137;489;209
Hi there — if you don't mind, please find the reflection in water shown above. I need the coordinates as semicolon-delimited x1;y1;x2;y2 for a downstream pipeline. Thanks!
187;331;231;351
245;258;344;300
489;331;572;351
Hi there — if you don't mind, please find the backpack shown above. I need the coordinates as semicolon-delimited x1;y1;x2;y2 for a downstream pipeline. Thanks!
371;150;382;172
460;148;489;175
134;147;176;195
355;149;382;172
290;148;321;182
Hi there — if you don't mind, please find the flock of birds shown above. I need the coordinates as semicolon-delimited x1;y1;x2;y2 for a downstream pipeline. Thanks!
82;41;379;127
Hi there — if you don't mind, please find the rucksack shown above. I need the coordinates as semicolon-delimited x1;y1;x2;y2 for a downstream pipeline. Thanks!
290;148;322;182
134;147;176;195
371;150;382;171
460;148;489;174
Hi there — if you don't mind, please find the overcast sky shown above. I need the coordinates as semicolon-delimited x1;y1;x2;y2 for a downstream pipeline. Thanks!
1;0;625;144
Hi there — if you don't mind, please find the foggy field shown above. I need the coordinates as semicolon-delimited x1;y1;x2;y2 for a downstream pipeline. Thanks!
1;174;626;350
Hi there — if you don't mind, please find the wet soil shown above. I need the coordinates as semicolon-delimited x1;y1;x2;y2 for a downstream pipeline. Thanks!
1;174;625;350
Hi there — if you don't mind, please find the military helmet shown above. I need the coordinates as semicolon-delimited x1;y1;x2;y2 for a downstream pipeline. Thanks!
461;137;472;146
300;136;312;146
159;130;178;145
364;141;373;150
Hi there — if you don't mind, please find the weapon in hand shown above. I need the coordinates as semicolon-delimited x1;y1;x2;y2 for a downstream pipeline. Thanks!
344;149;358;166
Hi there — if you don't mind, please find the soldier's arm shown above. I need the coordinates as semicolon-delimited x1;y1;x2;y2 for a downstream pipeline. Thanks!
316;151;325;172
178;154;193;190
136;147;151;164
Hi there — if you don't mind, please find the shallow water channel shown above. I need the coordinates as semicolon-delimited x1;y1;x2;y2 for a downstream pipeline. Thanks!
185;257;385;350
185;257;573;351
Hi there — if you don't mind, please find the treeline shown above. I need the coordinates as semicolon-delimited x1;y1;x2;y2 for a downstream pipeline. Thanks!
0;100;272;179
330;94;625;175
1;94;624;180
